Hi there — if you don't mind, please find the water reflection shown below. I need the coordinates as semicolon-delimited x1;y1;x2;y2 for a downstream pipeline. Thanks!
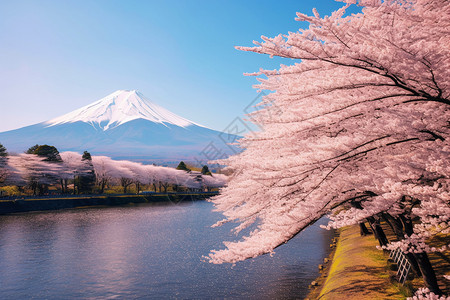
0;201;334;299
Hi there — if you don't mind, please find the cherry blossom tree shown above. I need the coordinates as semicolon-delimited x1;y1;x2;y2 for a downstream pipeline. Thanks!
203;173;228;190
59;151;96;194
92;157;119;193
114;160;153;193
4;152;227;195
59;151;81;193
207;0;449;295
90;155;226;193
7;154;63;195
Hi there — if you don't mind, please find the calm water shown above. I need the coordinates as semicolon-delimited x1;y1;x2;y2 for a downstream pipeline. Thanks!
0;200;334;299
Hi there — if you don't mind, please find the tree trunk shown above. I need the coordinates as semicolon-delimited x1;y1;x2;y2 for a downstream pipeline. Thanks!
32;181;38;196
38;184;45;196
413;252;442;295
367;217;389;247
359;222;371;236
100;181;106;194
382;214;422;276
400;214;441;294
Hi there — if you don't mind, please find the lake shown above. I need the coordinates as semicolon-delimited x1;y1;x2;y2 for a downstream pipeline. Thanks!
0;200;334;299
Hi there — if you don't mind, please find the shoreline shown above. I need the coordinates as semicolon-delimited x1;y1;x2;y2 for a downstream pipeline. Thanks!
306;233;338;300
0;192;217;214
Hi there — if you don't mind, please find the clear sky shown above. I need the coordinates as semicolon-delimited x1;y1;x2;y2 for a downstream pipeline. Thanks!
0;0;355;132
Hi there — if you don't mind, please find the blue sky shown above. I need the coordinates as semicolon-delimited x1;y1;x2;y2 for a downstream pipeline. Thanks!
0;0;354;132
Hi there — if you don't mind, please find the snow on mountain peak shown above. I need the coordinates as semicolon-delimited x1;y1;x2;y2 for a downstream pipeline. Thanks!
46;90;205;130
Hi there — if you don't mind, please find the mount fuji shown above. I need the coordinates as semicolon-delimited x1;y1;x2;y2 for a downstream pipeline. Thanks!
0;90;240;163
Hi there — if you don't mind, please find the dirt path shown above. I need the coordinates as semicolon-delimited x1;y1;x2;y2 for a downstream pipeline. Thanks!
317;225;405;300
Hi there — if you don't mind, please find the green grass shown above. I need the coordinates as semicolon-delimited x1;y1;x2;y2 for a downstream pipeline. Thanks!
317;225;407;300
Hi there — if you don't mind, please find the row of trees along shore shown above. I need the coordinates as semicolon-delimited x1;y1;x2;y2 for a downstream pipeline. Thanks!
0;143;226;196
208;0;449;298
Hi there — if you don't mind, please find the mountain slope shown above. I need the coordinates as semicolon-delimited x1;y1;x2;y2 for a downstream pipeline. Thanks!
0;90;240;163
46;90;203;130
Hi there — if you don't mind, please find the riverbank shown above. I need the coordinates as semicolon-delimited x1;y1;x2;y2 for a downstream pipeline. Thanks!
306;235;338;300
0;192;217;214
307;225;408;299
307;223;450;299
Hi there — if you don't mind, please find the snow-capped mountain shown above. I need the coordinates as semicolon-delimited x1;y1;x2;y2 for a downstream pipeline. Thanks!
0;90;240;163
47;90;204;130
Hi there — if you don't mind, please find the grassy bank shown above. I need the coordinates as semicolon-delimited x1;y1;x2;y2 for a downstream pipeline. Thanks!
310;225;407;300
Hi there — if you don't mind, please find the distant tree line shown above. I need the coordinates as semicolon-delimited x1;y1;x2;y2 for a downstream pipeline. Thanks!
0;143;226;196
